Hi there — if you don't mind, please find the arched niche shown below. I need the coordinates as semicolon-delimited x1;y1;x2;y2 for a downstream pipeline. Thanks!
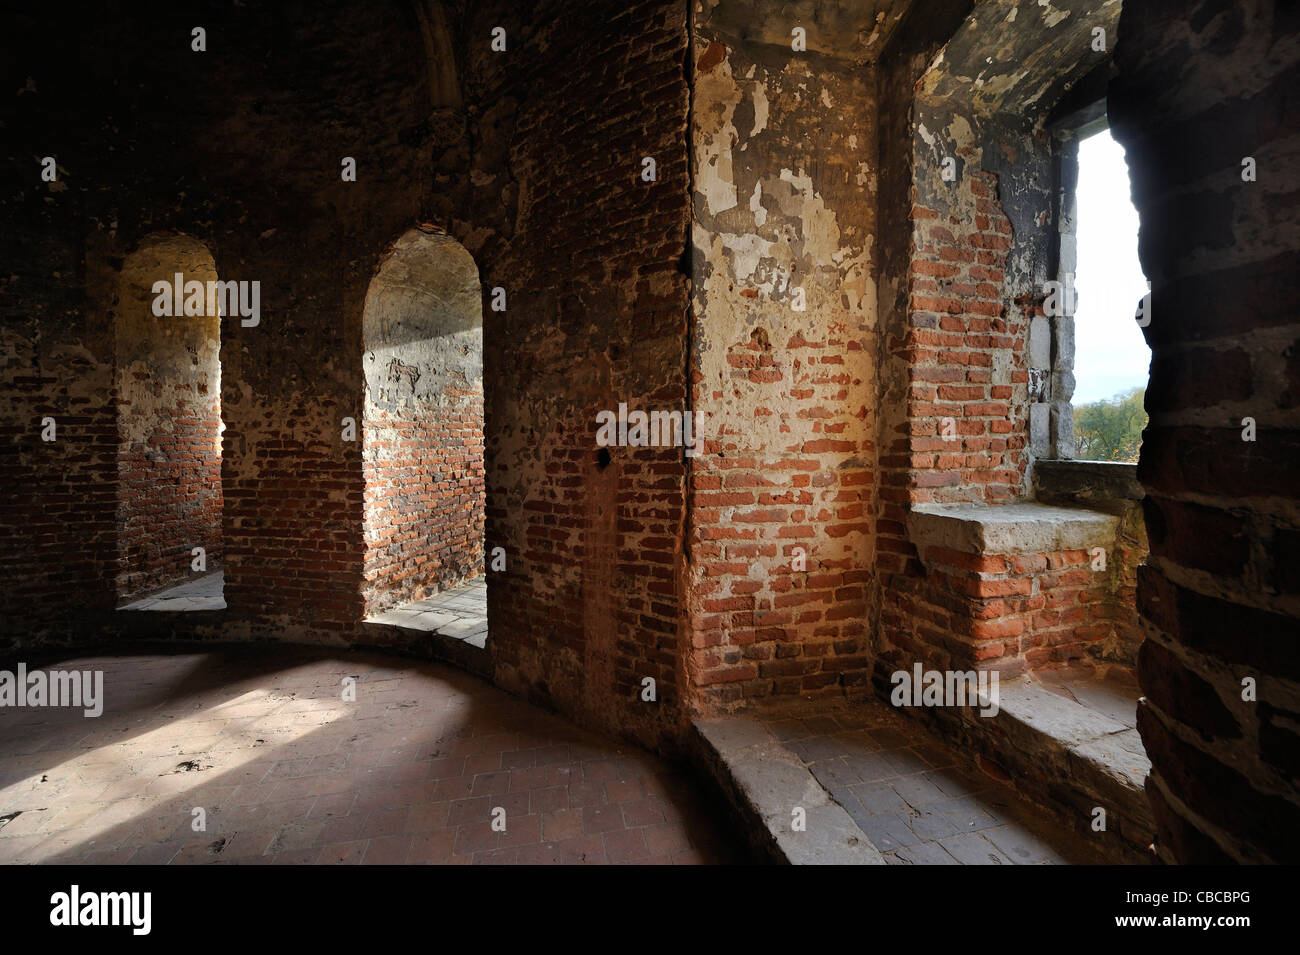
113;233;224;604
361;228;485;618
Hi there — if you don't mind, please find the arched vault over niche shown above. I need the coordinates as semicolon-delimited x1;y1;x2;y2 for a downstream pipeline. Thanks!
361;227;485;618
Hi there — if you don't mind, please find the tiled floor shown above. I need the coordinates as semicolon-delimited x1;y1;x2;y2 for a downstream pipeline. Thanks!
760;702;1118;864
366;577;488;648
0;649;740;865
118;571;226;612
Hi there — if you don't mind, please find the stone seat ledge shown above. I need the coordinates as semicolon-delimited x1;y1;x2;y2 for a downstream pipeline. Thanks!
981;677;1154;846
691;718;886;865
907;501;1119;556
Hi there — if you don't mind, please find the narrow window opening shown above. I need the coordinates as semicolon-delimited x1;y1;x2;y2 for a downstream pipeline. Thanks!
1071;126;1151;463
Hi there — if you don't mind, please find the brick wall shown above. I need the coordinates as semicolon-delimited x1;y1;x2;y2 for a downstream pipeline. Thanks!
685;28;877;712
1;0;444;644
0;215;118;644
362;404;485;610
5;3;1295;866
211;3;440;640
877;97;1046;686
875;0;1120;683
2;0;696;745
903;171;1029;504
904;542;1117;677
459;0;693;749
1034;460;1148;667
1110;0;1300;863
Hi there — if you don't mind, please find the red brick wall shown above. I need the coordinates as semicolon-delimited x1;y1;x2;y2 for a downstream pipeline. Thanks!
877;165;1039;681
684;28;877;712
165;1;443;640
2;1;443;645
220;397;365;636
903;173;1029;505
0;157;119;641
0;344;118;639
8;9;1293;874
461;0;693;748
116;407;223;599
1034;462;1150;668
359;230;486;616
902;543;1118;678
875;11;1093;686
363;396;485;614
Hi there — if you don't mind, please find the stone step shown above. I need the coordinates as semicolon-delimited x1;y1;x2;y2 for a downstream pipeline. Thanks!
358;618;491;678
974;676;1154;855
690;717;886;865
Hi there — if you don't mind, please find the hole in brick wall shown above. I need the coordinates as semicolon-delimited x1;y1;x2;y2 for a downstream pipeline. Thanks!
597;447;612;470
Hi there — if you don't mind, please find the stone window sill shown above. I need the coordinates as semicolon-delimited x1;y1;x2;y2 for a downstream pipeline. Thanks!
1033;458;1144;506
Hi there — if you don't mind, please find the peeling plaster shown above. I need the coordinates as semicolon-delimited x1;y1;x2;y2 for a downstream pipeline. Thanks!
1037;0;1072;29
916;0;1120;120
776;168;842;263
750;82;769;137
689;27;880;482
749;180;767;227
719;231;776;283
695;59;744;215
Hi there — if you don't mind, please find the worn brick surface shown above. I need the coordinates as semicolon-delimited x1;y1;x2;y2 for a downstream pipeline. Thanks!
459;0;693;748
685;16;877;711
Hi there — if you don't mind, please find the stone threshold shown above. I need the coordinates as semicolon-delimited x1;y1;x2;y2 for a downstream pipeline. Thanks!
358;617;491;678
360;579;491;678
116;569;226;612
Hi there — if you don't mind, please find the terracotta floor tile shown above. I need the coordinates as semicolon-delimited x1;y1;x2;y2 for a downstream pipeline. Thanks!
0;648;742;866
